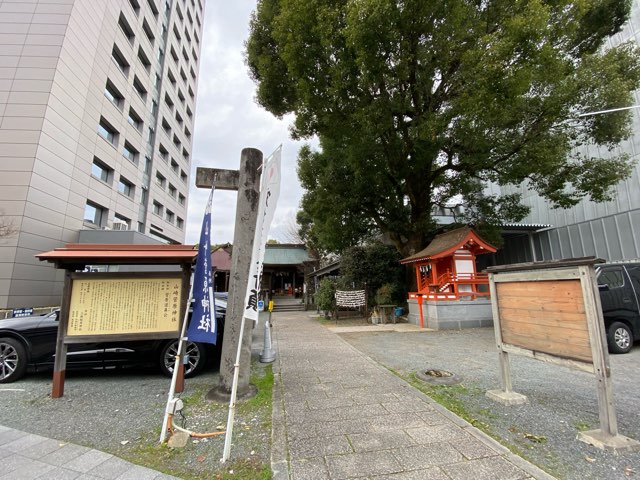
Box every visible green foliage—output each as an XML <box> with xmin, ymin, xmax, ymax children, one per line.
<box><xmin>315</xmin><ymin>278</ymin><xmax>336</xmax><ymax>313</ymax></box>
<box><xmin>340</xmin><ymin>242</ymin><xmax>406</xmax><ymax>304</ymax></box>
<box><xmin>248</xmin><ymin>0</ymin><xmax>640</xmax><ymax>256</ymax></box>
<box><xmin>375</xmin><ymin>284</ymin><xmax>395</xmax><ymax>306</ymax></box>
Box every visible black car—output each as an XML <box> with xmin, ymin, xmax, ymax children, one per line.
<box><xmin>597</xmin><ymin>262</ymin><xmax>640</xmax><ymax>354</ymax></box>
<box><xmin>0</xmin><ymin>300</ymin><xmax>226</xmax><ymax>383</ymax></box>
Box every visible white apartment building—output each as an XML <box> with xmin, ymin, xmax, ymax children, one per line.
<box><xmin>0</xmin><ymin>0</ymin><xmax>205</xmax><ymax>308</ymax></box>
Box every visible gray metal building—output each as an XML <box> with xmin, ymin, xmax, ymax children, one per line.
<box><xmin>494</xmin><ymin>1</ymin><xmax>640</xmax><ymax>264</ymax></box>
<box><xmin>0</xmin><ymin>0</ymin><xmax>205</xmax><ymax>308</ymax></box>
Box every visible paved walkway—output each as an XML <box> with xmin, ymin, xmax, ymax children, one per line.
<box><xmin>0</xmin><ymin>425</ymin><xmax>177</xmax><ymax>480</ymax></box>
<box><xmin>270</xmin><ymin>311</ymin><xmax>555</xmax><ymax>480</ymax></box>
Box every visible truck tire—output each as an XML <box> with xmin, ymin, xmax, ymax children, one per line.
<box><xmin>607</xmin><ymin>322</ymin><xmax>633</xmax><ymax>354</ymax></box>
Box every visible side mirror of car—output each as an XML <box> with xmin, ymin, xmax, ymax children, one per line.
<box><xmin>598</xmin><ymin>284</ymin><xmax>610</xmax><ymax>292</ymax></box>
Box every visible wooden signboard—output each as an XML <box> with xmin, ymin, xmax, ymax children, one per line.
<box><xmin>67</xmin><ymin>275</ymin><xmax>182</xmax><ymax>338</ymax></box>
<box><xmin>52</xmin><ymin>272</ymin><xmax>187</xmax><ymax>398</ymax></box>
<box><xmin>486</xmin><ymin>258</ymin><xmax>639</xmax><ymax>452</ymax></box>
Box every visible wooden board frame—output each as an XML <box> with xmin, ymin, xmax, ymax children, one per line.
<box><xmin>53</xmin><ymin>270</ymin><xmax>191</xmax><ymax>398</ymax></box>
<box><xmin>486</xmin><ymin>260</ymin><xmax>638</xmax><ymax>449</ymax></box>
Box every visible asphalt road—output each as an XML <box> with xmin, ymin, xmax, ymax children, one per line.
<box><xmin>338</xmin><ymin>326</ymin><xmax>640</xmax><ymax>480</ymax></box>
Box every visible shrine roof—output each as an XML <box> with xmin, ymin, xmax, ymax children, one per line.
<box><xmin>263</xmin><ymin>244</ymin><xmax>314</xmax><ymax>265</ymax></box>
<box><xmin>36</xmin><ymin>244</ymin><xmax>197</xmax><ymax>267</ymax></box>
<box><xmin>400</xmin><ymin>226</ymin><xmax>497</xmax><ymax>264</ymax></box>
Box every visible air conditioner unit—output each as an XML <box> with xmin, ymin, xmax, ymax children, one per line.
<box><xmin>112</xmin><ymin>220</ymin><xmax>129</xmax><ymax>231</ymax></box>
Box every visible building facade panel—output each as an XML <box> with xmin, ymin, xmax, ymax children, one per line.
<box><xmin>0</xmin><ymin>0</ymin><xmax>205</xmax><ymax>308</ymax></box>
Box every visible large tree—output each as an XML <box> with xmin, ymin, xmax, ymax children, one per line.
<box><xmin>247</xmin><ymin>0</ymin><xmax>640</xmax><ymax>256</ymax></box>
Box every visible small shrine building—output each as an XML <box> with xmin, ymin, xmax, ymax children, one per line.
<box><xmin>400</xmin><ymin>226</ymin><xmax>497</xmax><ymax>329</ymax></box>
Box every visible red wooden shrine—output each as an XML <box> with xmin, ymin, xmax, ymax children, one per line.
<box><xmin>400</xmin><ymin>226</ymin><xmax>497</xmax><ymax>301</ymax></box>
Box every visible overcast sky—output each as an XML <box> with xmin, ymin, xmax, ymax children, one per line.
<box><xmin>185</xmin><ymin>1</ymin><xmax>313</xmax><ymax>245</ymax></box>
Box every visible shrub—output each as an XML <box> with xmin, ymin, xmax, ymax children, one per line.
<box><xmin>315</xmin><ymin>278</ymin><xmax>336</xmax><ymax>314</ymax></box>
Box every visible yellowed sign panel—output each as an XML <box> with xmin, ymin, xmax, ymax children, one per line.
<box><xmin>68</xmin><ymin>277</ymin><xmax>182</xmax><ymax>336</ymax></box>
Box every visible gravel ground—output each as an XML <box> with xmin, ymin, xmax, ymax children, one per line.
<box><xmin>337</xmin><ymin>325</ymin><xmax>640</xmax><ymax>480</ymax></box>
<box><xmin>0</xmin><ymin>328</ymin><xmax>272</xmax><ymax>480</ymax></box>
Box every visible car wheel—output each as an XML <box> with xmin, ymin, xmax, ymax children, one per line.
<box><xmin>607</xmin><ymin>322</ymin><xmax>633</xmax><ymax>354</ymax></box>
<box><xmin>159</xmin><ymin>340</ymin><xmax>207</xmax><ymax>378</ymax></box>
<box><xmin>0</xmin><ymin>337</ymin><xmax>27</xmax><ymax>383</ymax></box>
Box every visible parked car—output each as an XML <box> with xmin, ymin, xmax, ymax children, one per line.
<box><xmin>597</xmin><ymin>262</ymin><xmax>640</xmax><ymax>354</ymax></box>
<box><xmin>0</xmin><ymin>298</ymin><xmax>226</xmax><ymax>383</ymax></box>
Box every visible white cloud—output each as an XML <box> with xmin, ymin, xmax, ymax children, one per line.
<box><xmin>186</xmin><ymin>1</ymin><xmax>314</xmax><ymax>245</ymax></box>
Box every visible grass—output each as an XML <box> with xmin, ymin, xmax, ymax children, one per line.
<box><xmin>113</xmin><ymin>363</ymin><xmax>274</xmax><ymax>480</ymax></box>
<box><xmin>384</xmin><ymin>367</ymin><xmax>564</xmax><ymax>478</ymax></box>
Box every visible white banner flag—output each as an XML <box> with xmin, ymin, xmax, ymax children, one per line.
<box><xmin>244</xmin><ymin>145</ymin><xmax>281</xmax><ymax>321</ymax></box>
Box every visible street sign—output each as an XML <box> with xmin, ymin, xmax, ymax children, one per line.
<box><xmin>258</xmin><ymin>300</ymin><xmax>265</xmax><ymax>312</ymax></box>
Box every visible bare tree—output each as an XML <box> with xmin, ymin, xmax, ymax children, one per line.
<box><xmin>0</xmin><ymin>211</ymin><xmax>17</xmax><ymax>239</ymax></box>
<box><xmin>281</xmin><ymin>214</ymin><xmax>304</xmax><ymax>244</ymax></box>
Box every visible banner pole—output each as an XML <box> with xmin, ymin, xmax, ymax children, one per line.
<box><xmin>160</xmin><ymin>281</ymin><xmax>193</xmax><ymax>443</ymax></box>
<box><xmin>221</xmin><ymin>314</ymin><xmax>247</xmax><ymax>462</ymax></box>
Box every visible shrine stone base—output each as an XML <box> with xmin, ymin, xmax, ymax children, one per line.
<box><xmin>407</xmin><ymin>298</ymin><xmax>493</xmax><ymax>330</ymax></box>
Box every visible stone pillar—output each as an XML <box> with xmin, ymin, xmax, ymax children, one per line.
<box><xmin>208</xmin><ymin>148</ymin><xmax>262</xmax><ymax>401</ymax></box>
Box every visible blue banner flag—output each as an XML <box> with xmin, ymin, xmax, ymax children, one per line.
<box><xmin>187</xmin><ymin>186</ymin><xmax>217</xmax><ymax>344</ymax></box>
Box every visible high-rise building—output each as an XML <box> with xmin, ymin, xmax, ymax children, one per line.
<box><xmin>0</xmin><ymin>0</ymin><xmax>205</xmax><ymax>308</ymax></box>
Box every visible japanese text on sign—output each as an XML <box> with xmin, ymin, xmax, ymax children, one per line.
<box><xmin>67</xmin><ymin>277</ymin><xmax>182</xmax><ymax>336</ymax></box>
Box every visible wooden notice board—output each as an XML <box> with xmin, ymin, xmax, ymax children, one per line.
<box><xmin>67</xmin><ymin>275</ymin><xmax>182</xmax><ymax>337</ymax></box>
<box><xmin>485</xmin><ymin>258</ymin><xmax>640</xmax><ymax>451</ymax></box>
<box><xmin>496</xmin><ymin>279</ymin><xmax>592</xmax><ymax>363</ymax></box>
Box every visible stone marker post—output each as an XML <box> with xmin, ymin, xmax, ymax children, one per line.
<box><xmin>195</xmin><ymin>147</ymin><xmax>262</xmax><ymax>401</ymax></box>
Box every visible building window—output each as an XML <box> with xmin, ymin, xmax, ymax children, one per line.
<box><xmin>178</xmin><ymin>193</ymin><xmax>185</xmax><ymax>205</ymax></box>
<box><xmin>161</xmin><ymin>117</ymin><xmax>171</xmax><ymax>134</ymax></box>
<box><xmin>114</xmin><ymin>214</ymin><xmax>131</xmax><ymax>229</ymax></box>
<box><xmin>118</xmin><ymin>13</ymin><xmax>135</xmax><ymax>44</ymax></box>
<box><xmin>122</xmin><ymin>141</ymin><xmax>138</xmax><ymax>163</ymax></box>
<box><xmin>117</xmin><ymin>176</ymin><xmax>134</xmax><ymax>197</ymax></box>
<box><xmin>166</xmin><ymin>209</ymin><xmax>174</xmax><ymax>223</ymax></box>
<box><xmin>97</xmin><ymin>118</ymin><xmax>118</xmax><ymax>145</ymax></box>
<box><xmin>186</xmin><ymin>105</ymin><xmax>193</xmax><ymax>119</ymax></box>
<box><xmin>168</xmin><ymin>183</ymin><xmax>177</xmax><ymax>197</ymax></box>
<box><xmin>153</xmin><ymin>200</ymin><xmax>163</xmax><ymax>216</ymax></box>
<box><xmin>182</xmin><ymin>147</ymin><xmax>189</xmax><ymax>161</ymax></box>
<box><xmin>184</xmin><ymin>127</ymin><xmax>191</xmax><ymax>140</ymax></box>
<box><xmin>177</xmin><ymin>217</ymin><xmax>184</xmax><ymax>229</ymax></box>
<box><xmin>129</xmin><ymin>0</ymin><xmax>140</xmax><ymax>15</ymax></box>
<box><xmin>172</xmin><ymin>134</ymin><xmax>181</xmax><ymax>149</ymax></box>
<box><xmin>142</xmin><ymin>18</ymin><xmax>155</xmax><ymax>44</ymax></box>
<box><xmin>171</xmin><ymin>159</ymin><xmax>179</xmax><ymax>173</ymax></box>
<box><xmin>138</xmin><ymin>46</ymin><xmax>152</xmax><ymax>73</ymax></box>
<box><xmin>167</xmin><ymin>69</ymin><xmax>177</xmax><ymax>87</ymax></box>
<box><xmin>141</xmin><ymin>187</ymin><xmax>148</xmax><ymax>204</ymax></box>
<box><xmin>175</xmin><ymin>111</ymin><xmax>183</xmax><ymax>125</ymax></box>
<box><xmin>133</xmin><ymin>75</ymin><xmax>147</xmax><ymax>101</ymax></box>
<box><xmin>164</xmin><ymin>93</ymin><xmax>174</xmax><ymax>110</ymax></box>
<box><xmin>170</xmin><ymin>46</ymin><xmax>179</xmax><ymax>63</ymax></box>
<box><xmin>147</xmin><ymin>126</ymin><xmax>155</xmax><ymax>144</ymax></box>
<box><xmin>177</xmin><ymin>89</ymin><xmax>185</xmax><ymax>105</ymax></box>
<box><xmin>111</xmin><ymin>45</ymin><xmax>129</xmax><ymax>75</ymax></box>
<box><xmin>144</xmin><ymin>156</ymin><xmax>152</xmax><ymax>174</ymax></box>
<box><xmin>128</xmin><ymin>108</ymin><xmax>143</xmax><ymax>131</ymax></box>
<box><xmin>155</xmin><ymin>171</ymin><xmax>166</xmax><ymax>188</ymax></box>
<box><xmin>180</xmin><ymin>170</ymin><xmax>187</xmax><ymax>183</ymax></box>
<box><xmin>147</xmin><ymin>0</ymin><xmax>159</xmax><ymax>18</ymax></box>
<box><xmin>159</xmin><ymin>144</ymin><xmax>169</xmax><ymax>161</ymax></box>
<box><xmin>91</xmin><ymin>158</ymin><xmax>112</xmax><ymax>183</ymax></box>
<box><xmin>84</xmin><ymin>201</ymin><xmax>106</xmax><ymax>226</ymax></box>
<box><xmin>104</xmin><ymin>80</ymin><xmax>123</xmax><ymax>108</ymax></box>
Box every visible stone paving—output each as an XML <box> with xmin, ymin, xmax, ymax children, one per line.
<box><xmin>0</xmin><ymin>425</ymin><xmax>177</xmax><ymax>480</ymax></box>
<box><xmin>270</xmin><ymin>311</ymin><xmax>556</xmax><ymax>480</ymax></box>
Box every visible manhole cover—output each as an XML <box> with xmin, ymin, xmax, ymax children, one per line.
<box><xmin>416</xmin><ymin>368</ymin><xmax>462</xmax><ymax>385</ymax></box>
